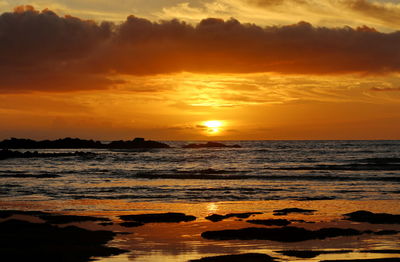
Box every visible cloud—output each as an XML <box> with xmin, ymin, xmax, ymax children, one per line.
<box><xmin>247</xmin><ymin>0</ymin><xmax>307</xmax><ymax>6</ymax></box>
<box><xmin>342</xmin><ymin>0</ymin><xmax>400</xmax><ymax>27</ymax></box>
<box><xmin>240</xmin><ymin>0</ymin><xmax>400</xmax><ymax>29</ymax></box>
<box><xmin>2</xmin><ymin>6</ymin><xmax>400</xmax><ymax>92</ymax></box>
<box><xmin>0</xmin><ymin>5</ymin><xmax>117</xmax><ymax>92</ymax></box>
<box><xmin>370</xmin><ymin>87</ymin><xmax>400</xmax><ymax>92</ymax></box>
<box><xmin>97</xmin><ymin>16</ymin><xmax>400</xmax><ymax>76</ymax></box>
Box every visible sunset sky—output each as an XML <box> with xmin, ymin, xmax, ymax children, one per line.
<box><xmin>1</xmin><ymin>0</ymin><xmax>400</xmax><ymax>140</ymax></box>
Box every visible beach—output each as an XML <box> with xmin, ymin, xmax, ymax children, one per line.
<box><xmin>1</xmin><ymin>199</ymin><xmax>400</xmax><ymax>261</ymax></box>
<box><xmin>1</xmin><ymin>140</ymin><xmax>400</xmax><ymax>261</ymax></box>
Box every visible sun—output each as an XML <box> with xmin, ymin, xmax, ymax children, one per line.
<box><xmin>203</xmin><ymin>120</ymin><xmax>223</xmax><ymax>135</ymax></box>
<box><xmin>204</xmin><ymin>120</ymin><xmax>222</xmax><ymax>128</ymax></box>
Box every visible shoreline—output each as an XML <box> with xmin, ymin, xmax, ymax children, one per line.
<box><xmin>1</xmin><ymin>199</ymin><xmax>400</xmax><ymax>261</ymax></box>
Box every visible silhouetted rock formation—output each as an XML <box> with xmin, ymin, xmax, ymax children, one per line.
<box><xmin>107</xmin><ymin>137</ymin><xmax>170</xmax><ymax>149</ymax></box>
<box><xmin>183</xmin><ymin>142</ymin><xmax>241</xmax><ymax>148</ymax></box>
<box><xmin>189</xmin><ymin>253</ymin><xmax>276</xmax><ymax>262</ymax></box>
<box><xmin>373</xmin><ymin>230</ymin><xmax>399</xmax><ymax>235</ymax></box>
<box><xmin>206</xmin><ymin>212</ymin><xmax>262</xmax><ymax>222</ymax></box>
<box><xmin>39</xmin><ymin>214</ymin><xmax>111</xmax><ymax>225</ymax></box>
<box><xmin>343</xmin><ymin>210</ymin><xmax>400</xmax><ymax>224</ymax></box>
<box><xmin>0</xmin><ymin>219</ymin><xmax>126</xmax><ymax>262</ymax></box>
<box><xmin>0</xmin><ymin>210</ymin><xmax>111</xmax><ymax>224</ymax></box>
<box><xmin>201</xmin><ymin>226</ymin><xmax>365</xmax><ymax>242</ymax></box>
<box><xmin>273</xmin><ymin>208</ymin><xmax>316</xmax><ymax>216</ymax></box>
<box><xmin>0</xmin><ymin>137</ymin><xmax>102</xmax><ymax>149</ymax></box>
<box><xmin>119</xmin><ymin>212</ymin><xmax>196</xmax><ymax>223</ymax></box>
<box><xmin>119</xmin><ymin>222</ymin><xmax>144</xmax><ymax>228</ymax></box>
<box><xmin>0</xmin><ymin>149</ymin><xmax>95</xmax><ymax>160</ymax></box>
<box><xmin>99</xmin><ymin>222</ymin><xmax>114</xmax><ymax>226</ymax></box>
<box><xmin>247</xmin><ymin>219</ymin><xmax>291</xmax><ymax>226</ymax></box>
<box><xmin>0</xmin><ymin>210</ymin><xmax>48</xmax><ymax>219</ymax></box>
<box><xmin>0</xmin><ymin>137</ymin><xmax>170</xmax><ymax>149</ymax></box>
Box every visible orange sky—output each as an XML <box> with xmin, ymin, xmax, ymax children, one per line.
<box><xmin>1</xmin><ymin>2</ymin><xmax>400</xmax><ymax>140</ymax></box>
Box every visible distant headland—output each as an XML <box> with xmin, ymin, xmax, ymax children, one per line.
<box><xmin>0</xmin><ymin>137</ymin><xmax>242</xmax><ymax>150</ymax></box>
<box><xmin>0</xmin><ymin>137</ymin><xmax>170</xmax><ymax>149</ymax></box>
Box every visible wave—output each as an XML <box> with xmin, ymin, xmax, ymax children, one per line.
<box><xmin>133</xmin><ymin>172</ymin><xmax>400</xmax><ymax>182</ymax></box>
<box><xmin>272</xmin><ymin>158</ymin><xmax>400</xmax><ymax>171</ymax></box>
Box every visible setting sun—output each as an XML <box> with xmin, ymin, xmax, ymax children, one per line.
<box><xmin>203</xmin><ymin>120</ymin><xmax>223</xmax><ymax>135</ymax></box>
<box><xmin>204</xmin><ymin>121</ymin><xmax>222</xmax><ymax>128</ymax></box>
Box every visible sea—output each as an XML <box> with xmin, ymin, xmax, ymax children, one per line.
<box><xmin>1</xmin><ymin>140</ymin><xmax>400</xmax><ymax>208</ymax></box>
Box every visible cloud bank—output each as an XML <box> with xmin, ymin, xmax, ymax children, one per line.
<box><xmin>1</xmin><ymin>5</ymin><xmax>400</xmax><ymax>92</ymax></box>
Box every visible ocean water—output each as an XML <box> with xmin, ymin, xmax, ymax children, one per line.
<box><xmin>1</xmin><ymin>140</ymin><xmax>400</xmax><ymax>208</ymax></box>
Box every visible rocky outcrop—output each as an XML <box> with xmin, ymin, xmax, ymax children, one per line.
<box><xmin>0</xmin><ymin>219</ymin><xmax>126</xmax><ymax>262</ymax></box>
<box><xmin>107</xmin><ymin>138</ymin><xmax>170</xmax><ymax>149</ymax></box>
<box><xmin>0</xmin><ymin>137</ymin><xmax>170</xmax><ymax>149</ymax></box>
<box><xmin>0</xmin><ymin>149</ymin><xmax>95</xmax><ymax>160</ymax></box>
<box><xmin>343</xmin><ymin>210</ymin><xmax>400</xmax><ymax>224</ymax></box>
<box><xmin>119</xmin><ymin>212</ymin><xmax>196</xmax><ymax>223</ymax></box>
<box><xmin>205</xmin><ymin>212</ymin><xmax>262</xmax><ymax>222</ymax></box>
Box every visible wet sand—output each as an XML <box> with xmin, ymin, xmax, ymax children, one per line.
<box><xmin>1</xmin><ymin>199</ymin><xmax>400</xmax><ymax>261</ymax></box>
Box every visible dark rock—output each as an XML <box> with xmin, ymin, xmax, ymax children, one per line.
<box><xmin>119</xmin><ymin>222</ymin><xmax>144</xmax><ymax>227</ymax></box>
<box><xmin>108</xmin><ymin>138</ymin><xmax>170</xmax><ymax>149</ymax></box>
<box><xmin>273</xmin><ymin>208</ymin><xmax>316</xmax><ymax>216</ymax></box>
<box><xmin>0</xmin><ymin>149</ymin><xmax>96</xmax><ymax>160</ymax></box>
<box><xmin>344</xmin><ymin>210</ymin><xmax>400</xmax><ymax>224</ymax></box>
<box><xmin>0</xmin><ymin>137</ymin><xmax>102</xmax><ymax>149</ymax></box>
<box><xmin>0</xmin><ymin>219</ymin><xmax>126</xmax><ymax>262</ymax></box>
<box><xmin>373</xmin><ymin>230</ymin><xmax>399</xmax><ymax>235</ymax></box>
<box><xmin>0</xmin><ymin>137</ymin><xmax>170</xmax><ymax>150</ymax></box>
<box><xmin>0</xmin><ymin>210</ymin><xmax>111</xmax><ymax>225</ymax></box>
<box><xmin>99</xmin><ymin>222</ymin><xmax>114</xmax><ymax>226</ymax></box>
<box><xmin>275</xmin><ymin>250</ymin><xmax>353</xmax><ymax>259</ymax></box>
<box><xmin>39</xmin><ymin>214</ymin><xmax>111</xmax><ymax>224</ymax></box>
<box><xmin>201</xmin><ymin>226</ymin><xmax>364</xmax><ymax>242</ymax></box>
<box><xmin>206</xmin><ymin>212</ymin><xmax>262</xmax><ymax>222</ymax></box>
<box><xmin>205</xmin><ymin>214</ymin><xmax>226</xmax><ymax>222</ymax></box>
<box><xmin>183</xmin><ymin>142</ymin><xmax>241</xmax><ymax>149</ymax></box>
<box><xmin>119</xmin><ymin>212</ymin><xmax>196</xmax><ymax>223</ymax></box>
<box><xmin>247</xmin><ymin>219</ymin><xmax>291</xmax><ymax>226</ymax></box>
<box><xmin>0</xmin><ymin>210</ymin><xmax>49</xmax><ymax>218</ymax></box>
<box><xmin>189</xmin><ymin>253</ymin><xmax>276</xmax><ymax>262</ymax></box>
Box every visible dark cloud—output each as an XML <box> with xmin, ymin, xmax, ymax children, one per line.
<box><xmin>1</xmin><ymin>6</ymin><xmax>400</xmax><ymax>92</ymax></box>
<box><xmin>0</xmin><ymin>5</ymin><xmax>115</xmax><ymax>92</ymax></box>
<box><xmin>103</xmin><ymin>17</ymin><xmax>400</xmax><ymax>76</ymax></box>
<box><xmin>0</xmin><ymin>5</ymin><xmax>111</xmax><ymax>67</ymax></box>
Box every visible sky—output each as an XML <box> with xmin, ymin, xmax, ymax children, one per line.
<box><xmin>1</xmin><ymin>0</ymin><xmax>400</xmax><ymax>140</ymax></box>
